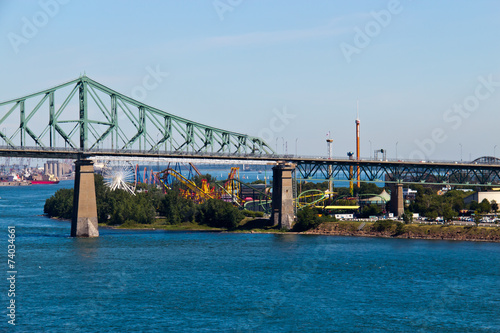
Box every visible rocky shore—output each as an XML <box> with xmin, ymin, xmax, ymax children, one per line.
<box><xmin>305</xmin><ymin>221</ymin><xmax>500</xmax><ymax>242</ymax></box>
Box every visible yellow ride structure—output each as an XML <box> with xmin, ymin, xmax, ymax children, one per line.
<box><xmin>158</xmin><ymin>166</ymin><xmax>243</xmax><ymax>205</ymax></box>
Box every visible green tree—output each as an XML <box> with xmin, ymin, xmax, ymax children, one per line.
<box><xmin>408</xmin><ymin>188</ymin><xmax>466</xmax><ymax>220</ymax></box>
<box><xmin>198</xmin><ymin>199</ymin><xmax>243</xmax><ymax>229</ymax></box>
<box><xmin>474</xmin><ymin>211</ymin><xmax>481</xmax><ymax>225</ymax></box>
<box><xmin>359</xmin><ymin>204</ymin><xmax>382</xmax><ymax>218</ymax></box>
<box><xmin>158</xmin><ymin>191</ymin><xmax>182</xmax><ymax>224</ymax></box>
<box><xmin>491</xmin><ymin>200</ymin><xmax>498</xmax><ymax>213</ymax></box>
<box><xmin>479</xmin><ymin>199</ymin><xmax>491</xmax><ymax>213</ymax></box>
<box><xmin>469</xmin><ymin>200</ymin><xmax>479</xmax><ymax>211</ymax></box>
<box><xmin>426</xmin><ymin>210</ymin><xmax>438</xmax><ymax>220</ymax></box>
<box><xmin>293</xmin><ymin>207</ymin><xmax>322</xmax><ymax>232</ymax></box>
<box><xmin>44</xmin><ymin>188</ymin><xmax>74</xmax><ymax>219</ymax></box>
<box><xmin>192</xmin><ymin>174</ymin><xmax>216</xmax><ymax>188</ymax></box>
<box><xmin>403</xmin><ymin>211</ymin><xmax>413</xmax><ymax>224</ymax></box>
<box><xmin>356</xmin><ymin>182</ymin><xmax>383</xmax><ymax>196</ymax></box>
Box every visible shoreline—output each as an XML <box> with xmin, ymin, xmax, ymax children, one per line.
<box><xmin>49</xmin><ymin>217</ymin><xmax>500</xmax><ymax>242</ymax></box>
<box><xmin>305</xmin><ymin>221</ymin><xmax>500</xmax><ymax>243</ymax></box>
<box><xmin>304</xmin><ymin>229</ymin><xmax>500</xmax><ymax>242</ymax></box>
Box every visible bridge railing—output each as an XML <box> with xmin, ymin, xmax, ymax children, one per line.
<box><xmin>2</xmin><ymin>144</ymin><xmax>500</xmax><ymax>167</ymax></box>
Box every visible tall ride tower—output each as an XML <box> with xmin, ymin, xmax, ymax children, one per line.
<box><xmin>355</xmin><ymin>102</ymin><xmax>360</xmax><ymax>188</ymax></box>
<box><xmin>326</xmin><ymin>132</ymin><xmax>333</xmax><ymax>195</ymax></box>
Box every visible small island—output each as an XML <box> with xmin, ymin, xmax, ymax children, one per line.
<box><xmin>44</xmin><ymin>174</ymin><xmax>500</xmax><ymax>242</ymax></box>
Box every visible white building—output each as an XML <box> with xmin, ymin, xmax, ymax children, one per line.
<box><xmin>403</xmin><ymin>188</ymin><xmax>417</xmax><ymax>200</ymax></box>
<box><xmin>464</xmin><ymin>191</ymin><xmax>500</xmax><ymax>205</ymax></box>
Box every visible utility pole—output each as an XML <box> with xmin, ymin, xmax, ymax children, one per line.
<box><xmin>326</xmin><ymin>132</ymin><xmax>333</xmax><ymax>195</ymax></box>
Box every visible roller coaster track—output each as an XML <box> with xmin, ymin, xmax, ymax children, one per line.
<box><xmin>296</xmin><ymin>189</ymin><xmax>329</xmax><ymax>209</ymax></box>
<box><xmin>159</xmin><ymin>168</ymin><xmax>214</xmax><ymax>202</ymax></box>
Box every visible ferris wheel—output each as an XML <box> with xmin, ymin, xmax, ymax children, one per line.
<box><xmin>102</xmin><ymin>162</ymin><xmax>137</xmax><ymax>195</ymax></box>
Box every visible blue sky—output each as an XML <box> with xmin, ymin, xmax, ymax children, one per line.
<box><xmin>1</xmin><ymin>0</ymin><xmax>499</xmax><ymax>161</ymax></box>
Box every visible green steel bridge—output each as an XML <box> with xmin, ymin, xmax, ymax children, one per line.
<box><xmin>1</xmin><ymin>75</ymin><xmax>500</xmax><ymax>187</ymax></box>
<box><xmin>0</xmin><ymin>75</ymin><xmax>273</xmax><ymax>155</ymax></box>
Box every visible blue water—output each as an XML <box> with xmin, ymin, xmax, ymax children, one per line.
<box><xmin>0</xmin><ymin>181</ymin><xmax>499</xmax><ymax>332</ymax></box>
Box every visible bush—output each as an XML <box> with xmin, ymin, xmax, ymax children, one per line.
<box><xmin>372</xmin><ymin>220</ymin><xmax>395</xmax><ymax>232</ymax></box>
<box><xmin>105</xmin><ymin>190</ymin><xmax>156</xmax><ymax>225</ymax></box>
<box><xmin>293</xmin><ymin>207</ymin><xmax>322</xmax><ymax>232</ymax></box>
<box><xmin>359</xmin><ymin>204</ymin><xmax>382</xmax><ymax>218</ymax></box>
<box><xmin>44</xmin><ymin>188</ymin><xmax>74</xmax><ymax>219</ymax></box>
<box><xmin>242</xmin><ymin>210</ymin><xmax>265</xmax><ymax>218</ymax></box>
<box><xmin>45</xmin><ymin>175</ymin><xmax>157</xmax><ymax>225</ymax></box>
<box><xmin>372</xmin><ymin>220</ymin><xmax>405</xmax><ymax>235</ymax></box>
<box><xmin>198</xmin><ymin>199</ymin><xmax>244</xmax><ymax>230</ymax></box>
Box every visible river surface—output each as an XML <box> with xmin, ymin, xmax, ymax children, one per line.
<box><xmin>0</xmin><ymin>181</ymin><xmax>498</xmax><ymax>332</ymax></box>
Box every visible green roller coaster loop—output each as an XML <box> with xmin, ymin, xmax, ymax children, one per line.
<box><xmin>296</xmin><ymin>189</ymin><xmax>329</xmax><ymax>209</ymax></box>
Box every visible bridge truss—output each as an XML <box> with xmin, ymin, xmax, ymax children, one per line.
<box><xmin>0</xmin><ymin>76</ymin><xmax>274</xmax><ymax>155</ymax></box>
<box><xmin>294</xmin><ymin>158</ymin><xmax>500</xmax><ymax>187</ymax></box>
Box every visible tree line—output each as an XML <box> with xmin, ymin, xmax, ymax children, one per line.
<box><xmin>44</xmin><ymin>174</ymin><xmax>246</xmax><ymax>229</ymax></box>
<box><xmin>408</xmin><ymin>185</ymin><xmax>498</xmax><ymax>220</ymax></box>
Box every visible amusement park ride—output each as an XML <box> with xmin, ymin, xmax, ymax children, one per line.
<box><xmin>101</xmin><ymin>161</ymin><xmax>362</xmax><ymax>214</ymax></box>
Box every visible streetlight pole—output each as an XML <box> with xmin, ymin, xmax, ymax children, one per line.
<box><xmin>275</xmin><ymin>137</ymin><xmax>278</xmax><ymax>153</ymax></box>
<box><xmin>369</xmin><ymin>140</ymin><xmax>372</xmax><ymax>159</ymax></box>
<box><xmin>156</xmin><ymin>133</ymin><xmax>161</xmax><ymax>174</ymax></box>
<box><xmin>396</xmin><ymin>141</ymin><xmax>399</xmax><ymax>160</ymax></box>
<box><xmin>295</xmin><ymin>138</ymin><xmax>298</xmax><ymax>156</ymax></box>
<box><xmin>494</xmin><ymin>145</ymin><xmax>497</xmax><ymax>159</ymax></box>
<box><xmin>281</xmin><ymin>137</ymin><xmax>284</xmax><ymax>154</ymax></box>
<box><xmin>459</xmin><ymin>143</ymin><xmax>462</xmax><ymax>162</ymax></box>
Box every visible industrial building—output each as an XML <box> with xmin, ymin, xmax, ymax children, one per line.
<box><xmin>43</xmin><ymin>160</ymin><xmax>73</xmax><ymax>178</ymax></box>
<box><xmin>464</xmin><ymin>191</ymin><xmax>500</xmax><ymax>205</ymax></box>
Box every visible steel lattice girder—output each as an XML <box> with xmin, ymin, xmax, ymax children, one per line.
<box><xmin>0</xmin><ymin>76</ymin><xmax>274</xmax><ymax>155</ymax></box>
<box><xmin>294</xmin><ymin>160</ymin><xmax>500</xmax><ymax>186</ymax></box>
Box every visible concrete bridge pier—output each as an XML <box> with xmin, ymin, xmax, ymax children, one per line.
<box><xmin>71</xmin><ymin>159</ymin><xmax>99</xmax><ymax>237</ymax></box>
<box><xmin>271</xmin><ymin>162</ymin><xmax>296</xmax><ymax>230</ymax></box>
<box><xmin>389</xmin><ymin>183</ymin><xmax>404</xmax><ymax>217</ymax></box>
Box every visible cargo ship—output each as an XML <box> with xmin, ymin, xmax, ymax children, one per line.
<box><xmin>0</xmin><ymin>173</ymin><xmax>31</xmax><ymax>186</ymax></box>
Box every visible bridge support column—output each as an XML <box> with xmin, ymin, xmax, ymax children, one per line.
<box><xmin>271</xmin><ymin>162</ymin><xmax>295</xmax><ymax>230</ymax></box>
<box><xmin>71</xmin><ymin>159</ymin><xmax>99</xmax><ymax>237</ymax></box>
<box><xmin>389</xmin><ymin>183</ymin><xmax>404</xmax><ymax>217</ymax></box>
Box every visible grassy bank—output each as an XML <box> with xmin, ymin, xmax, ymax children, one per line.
<box><xmin>99</xmin><ymin>221</ymin><xmax>222</xmax><ymax>231</ymax></box>
<box><xmin>99</xmin><ymin>217</ymin><xmax>282</xmax><ymax>233</ymax></box>
<box><xmin>99</xmin><ymin>218</ymin><xmax>500</xmax><ymax>241</ymax></box>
